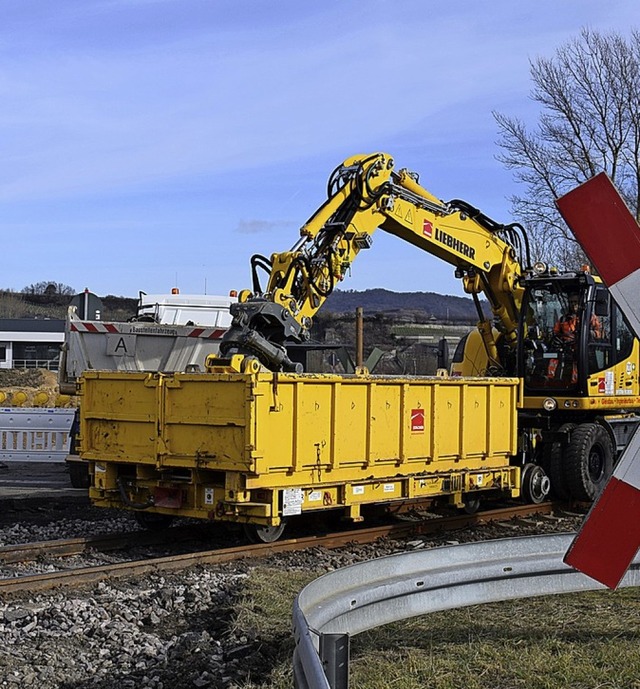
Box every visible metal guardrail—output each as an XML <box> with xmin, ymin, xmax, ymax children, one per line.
<box><xmin>0</xmin><ymin>408</ymin><xmax>75</xmax><ymax>462</ymax></box>
<box><xmin>292</xmin><ymin>533</ymin><xmax>640</xmax><ymax>689</ymax></box>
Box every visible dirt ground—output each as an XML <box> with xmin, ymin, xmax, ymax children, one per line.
<box><xmin>0</xmin><ymin>369</ymin><xmax>75</xmax><ymax>407</ymax></box>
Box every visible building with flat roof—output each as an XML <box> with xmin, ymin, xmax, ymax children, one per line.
<box><xmin>0</xmin><ymin>319</ymin><xmax>65</xmax><ymax>370</ymax></box>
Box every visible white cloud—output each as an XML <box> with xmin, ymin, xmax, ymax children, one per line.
<box><xmin>236</xmin><ymin>219</ymin><xmax>292</xmax><ymax>235</ymax></box>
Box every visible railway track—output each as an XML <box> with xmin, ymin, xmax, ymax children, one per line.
<box><xmin>0</xmin><ymin>501</ymin><xmax>581</xmax><ymax>593</ymax></box>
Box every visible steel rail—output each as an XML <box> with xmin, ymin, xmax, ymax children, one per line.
<box><xmin>0</xmin><ymin>522</ymin><xmax>225</xmax><ymax>564</ymax></box>
<box><xmin>0</xmin><ymin>502</ymin><xmax>561</xmax><ymax>593</ymax></box>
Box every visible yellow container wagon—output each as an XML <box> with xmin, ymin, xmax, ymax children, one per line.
<box><xmin>80</xmin><ymin>370</ymin><xmax>521</xmax><ymax>540</ymax></box>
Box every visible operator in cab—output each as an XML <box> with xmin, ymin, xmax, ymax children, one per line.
<box><xmin>554</xmin><ymin>293</ymin><xmax>602</xmax><ymax>343</ymax></box>
<box><xmin>548</xmin><ymin>292</ymin><xmax>602</xmax><ymax>386</ymax></box>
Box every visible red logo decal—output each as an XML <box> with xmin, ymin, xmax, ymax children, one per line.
<box><xmin>411</xmin><ymin>408</ymin><xmax>425</xmax><ymax>432</ymax></box>
<box><xmin>423</xmin><ymin>220</ymin><xmax>433</xmax><ymax>238</ymax></box>
<box><xmin>598</xmin><ymin>377</ymin><xmax>606</xmax><ymax>394</ymax></box>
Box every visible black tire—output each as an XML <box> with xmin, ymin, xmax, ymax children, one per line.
<box><xmin>542</xmin><ymin>423</ymin><xmax>576</xmax><ymax>500</ymax></box>
<box><xmin>68</xmin><ymin>460</ymin><xmax>90</xmax><ymax>489</ymax></box>
<box><xmin>521</xmin><ymin>463</ymin><xmax>551</xmax><ymax>504</ymax></box>
<box><xmin>134</xmin><ymin>512</ymin><xmax>174</xmax><ymax>530</ymax></box>
<box><xmin>564</xmin><ymin>423</ymin><xmax>614</xmax><ymax>501</ymax></box>
<box><xmin>243</xmin><ymin>522</ymin><xmax>286</xmax><ymax>543</ymax></box>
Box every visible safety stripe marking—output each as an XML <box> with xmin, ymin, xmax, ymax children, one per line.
<box><xmin>556</xmin><ymin>172</ymin><xmax>640</xmax><ymax>285</ymax></box>
<box><xmin>564</xmin><ymin>475</ymin><xmax>640</xmax><ymax>589</ymax></box>
<box><xmin>70</xmin><ymin>324</ymin><xmax>226</xmax><ymax>338</ymax></box>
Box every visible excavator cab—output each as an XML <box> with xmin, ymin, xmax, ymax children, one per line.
<box><xmin>520</xmin><ymin>280</ymin><xmax>587</xmax><ymax>392</ymax></box>
<box><xmin>518</xmin><ymin>269</ymin><xmax>640</xmax><ymax>502</ymax></box>
<box><xmin>519</xmin><ymin>271</ymin><xmax>636</xmax><ymax>399</ymax></box>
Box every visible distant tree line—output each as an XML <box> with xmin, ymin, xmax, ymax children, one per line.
<box><xmin>324</xmin><ymin>288</ymin><xmax>483</xmax><ymax>323</ymax></box>
<box><xmin>21</xmin><ymin>281</ymin><xmax>76</xmax><ymax>296</ymax></box>
<box><xmin>0</xmin><ymin>287</ymin><xmax>137</xmax><ymax>321</ymax></box>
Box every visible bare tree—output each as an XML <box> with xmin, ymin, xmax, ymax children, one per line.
<box><xmin>22</xmin><ymin>281</ymin><xmax>75</xmax><ymax>296</ymax></box>
<box><xmin>495</xmin><ymin>28</ymin><xmax>640</xmax><ymax>268</ymax></box>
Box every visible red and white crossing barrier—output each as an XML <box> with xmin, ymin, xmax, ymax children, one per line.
<box><xmin>563</xmin><ymin>434</ymin><xmax>640</xmax><ymax>589</ymax></box>
<box><xmin>557</xmin><ymin>172</ymin><xmax>640</xmax><ymax>588</ymax></box>
<box><xmin>556</xmin><ymin>172</ymin><xmax>640</xmax><ymax>336</ymax></box>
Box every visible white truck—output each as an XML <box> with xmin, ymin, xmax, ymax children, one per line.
<box><xmin>60</xmin><ymin>292</ymin><xmax>234</xmax><ymax>486</ymax></box>
<box><xmin>135</xmin><ymin>291</ymin><xmax>234</xmax><ymax>327</ymax></box>
<box><xmin>59</xmin><ymin>292</ymin><xmax>234</xmax><ymax>395</ymax></box>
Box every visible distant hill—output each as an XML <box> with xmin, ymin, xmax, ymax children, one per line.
<box><xmin>324</xmin><ymin>288</ymin><xmax>485</xmax><ymax>323</ymax></box>
<box><xmin>0</xmin><ymin>287</ymin><xmax>485</xmax><ymax>325</ymax></box>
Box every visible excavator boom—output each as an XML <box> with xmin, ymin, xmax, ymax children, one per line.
<box><xmin>218</xmin><ymin>153</ymin><xmax>530</xmax><ymax>373</ymax></box>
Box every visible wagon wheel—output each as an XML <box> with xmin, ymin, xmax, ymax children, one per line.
<box><xmin>461</xmin><ymin>496</ymin><xmax>481</xmax><ymax>514</ymax></box>
<box><xmin>521</xmin><ymin>463</ymin><xmax>550</xmax><ymax>504</ymax></box>
<box><xmin>243</xmin><ymin>521</ymin><xmax>287</xmax><ymax>544</ymax></box>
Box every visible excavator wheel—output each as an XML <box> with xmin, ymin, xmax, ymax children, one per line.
<box><xmin>564</xmin><ymin>422</ymin><xmax>614</xmax><ymax>501</ymax></box>
<box><xmin>542</xmin><ymin>423</ymin><xmax>575</xmax><ymax>500</ymax></box>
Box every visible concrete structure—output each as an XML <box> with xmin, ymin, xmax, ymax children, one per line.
<box><xmin>0</xmin><ymin>319</ymin><xmax>65</xmax><ymax>370</ymax></box>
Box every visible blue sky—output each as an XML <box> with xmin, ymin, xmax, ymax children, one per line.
<box><xmin>2</xmin><ymin>1</ymin><xmax>638</xmax><ymax>299</ymax></box>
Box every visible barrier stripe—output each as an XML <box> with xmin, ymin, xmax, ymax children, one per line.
<box><xmin>70</xmin><ymin>323</ymin><xmax>226</xmax><ymax>339</ymax></box>
<box><xmin>556</xmin><ymin>172</ymin><xmax>640</xmax><ymax>285</ymax></box>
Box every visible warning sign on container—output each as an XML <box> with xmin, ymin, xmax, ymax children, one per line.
<box><xmin>411</xmin><ymin>408</ymin><xmax>425</xmax><ymax>432</ymax></box>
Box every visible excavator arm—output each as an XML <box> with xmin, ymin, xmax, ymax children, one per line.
<box><xmin>218</xmin><ymin>153</ymin><xmax>529</xmax><ymax>373</ymax></box>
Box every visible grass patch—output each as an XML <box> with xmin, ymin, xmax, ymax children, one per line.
<box><xmin>350</xmin><ymin>590</ymin><xmax>640</xmax><ymax>689</ymax></box>
<box><xmin>232</xmin><ymin>567</ymin><xmax>320</xmax><ymax>689</ymax></box>
<box><xmin>233</xmin><ymin>567</ymin><xmax>640</xmax><ymax>689</ymax></box>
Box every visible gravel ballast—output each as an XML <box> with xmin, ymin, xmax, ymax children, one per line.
<box><xmin>0</xmin><ymin>508</ymin><xmax>587</xmax><ymax>688</ymax></box>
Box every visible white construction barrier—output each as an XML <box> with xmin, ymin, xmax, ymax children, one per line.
<box><xmin>0</xmin><ymin>408</ymin><xmax>76</xmax><ymax>462</ymax></box>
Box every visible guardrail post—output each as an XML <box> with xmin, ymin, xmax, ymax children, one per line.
<box><xmin>319</xmin><ymin>633</ymin><xmax>349</xmax><ymax>689</ymax></box>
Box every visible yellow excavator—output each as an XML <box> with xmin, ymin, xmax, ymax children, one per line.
<box><xmin>213</xmin><ymin>153</ymin><xmax>640</xmax><ymax>504</ymax></box>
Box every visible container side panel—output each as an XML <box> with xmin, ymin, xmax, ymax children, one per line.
<box><xmin>255</xmin><ymin>381</ymin><xmax>295</xmax><ymax>473</ymax></box>
<box><xmin>461</xmin><ymin>384</ymin><xmax>486</xmax><ymax>460</ymax></box>
<box><xmin>294</xmin><ymin>382</ymin><xmax>335</xmax><ymax>469</ymax></box>
<box><xmin>81</xmin><ymin>373</ymin><xmax>158</xmax><ymax>462</ymax></box>
<box><xmin>334</xmin><ymin>383</ymin><xmax>368</xmax><ymax>466</ymax></box>
<box><xmin>432</xmin><ymin>384</ymin><xmax>462</xmax><ymax>459</ymax></box>
<box><xmin>163</xmin><ymin>377</ymin><xmax>250</xmax><ymax>470</ymax></box>
<box><xmin>86</xmin><ymin>419</ymin><xmax>157</xmax><ymax>462</ymax></box>
<box><xmin>83</xmin><ymin>374</ymin><xmax>157</xmax><ymax>420</ymax></box>
<box><xmin>369</xmin><ymin>384</ymin><xmax>401</xmax><ymax>463</ymax></box>
<box><xmin>402</xmin><ymin>384</ymin><xmax>433</xmax><ymax>462</ymax></box>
